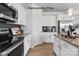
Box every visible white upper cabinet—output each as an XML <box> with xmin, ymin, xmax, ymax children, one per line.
<box><xmin>42</xmin><ymin>15</ymin><xmax>56</xmax><ymax>26</ymax></box>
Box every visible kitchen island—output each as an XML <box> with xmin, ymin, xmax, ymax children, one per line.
<box><xmin>53</xmin><ymin>33</ymin><xmax>79</xmax><ymax>56</ymax></box>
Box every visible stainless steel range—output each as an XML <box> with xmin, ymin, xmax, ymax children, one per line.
<box><xmin>0</xmin><ymin>26</ymin><xmax>24</xmax><ymax>56</ymax></box>
<box><xmin>0</xmin><ymin>28</ymin><xmax>12</xmax><ymax>52</ymax></box>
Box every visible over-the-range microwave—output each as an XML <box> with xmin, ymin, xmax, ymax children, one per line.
<box><xmin>0</xmin><ymin>3</ymin><xmax>18</xmax><ymax>22</ymax></box>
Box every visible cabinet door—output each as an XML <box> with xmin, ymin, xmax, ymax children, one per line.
<box><xmin>24</xmin><ymin>35</ymin><xmax>31</xmax><ymax>56</ymax></box>
<box><xmin>60</xmin><ymin>40</ymin><xmax>78</xmax><ymax>56</ymax></box>
<box><xmin>51</xmin><ymin>35</ymin><xmax>54</xmax><ymax>43</ymax></box>
<box><xmin>53</xmin><ymin>36</ymin><xmax>60</xmax><ymax>56</ymax></box>
<box><xmin>42</xmin><ymin>33</ymin><xmax>53</xmax><ymax>43</ymax></box>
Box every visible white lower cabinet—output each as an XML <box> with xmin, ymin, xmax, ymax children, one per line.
<box><xmin>42</xmin><ymin>33</ymin><xmax>54</xmax><ymax>43</ymax></box>
<box><xmin>53</xmin><ymin>36</ymin><xmax>60</xmax><ymax>56</ymax></box>
<box><xmin>60</xmin><ymin>40</ymin><xmax>79</xmax><ymax>56</ymax></box>
<box><xmin>54</xmin><ymin>35</ymin><xmax>79</xmax><ymax>56</ymax></box>
<box><xmin>24</xmin><ymin>35</ymin><xmax>31</xmax><ymax>56</ymax></box>
<box><xmin>43</xmin><ymin>33</ymin><xmax>51</xmax><ymax>42</ymax></box>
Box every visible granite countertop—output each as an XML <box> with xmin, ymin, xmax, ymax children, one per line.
<box><xmin>54</xmin><ymin>34</ymin><xmax>79</xmax><ymax>47</ymax></box>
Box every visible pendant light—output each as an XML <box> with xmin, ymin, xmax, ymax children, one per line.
<box><xmin>67</xmin><ymin>3</ymin><xmax>73</xmax><ymax>16</ymax></box>
<box><xmin>68</xmin><ymin>8</ymin><xmax>73</xmax><ymax>16</ymax></box>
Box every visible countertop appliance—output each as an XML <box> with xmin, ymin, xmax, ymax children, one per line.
<box><xmin>0</xmin><ymin>3</ymin><xmax>18</xmax><ymax>22</ymax></box>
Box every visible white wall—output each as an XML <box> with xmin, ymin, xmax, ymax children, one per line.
<box><xmin>24</xmin><ymin>9</ymin><xmax>32</xmax><ymax>33</ymax></box>
<box><xmin>31</xmin><ymin>4</ymin><xmax>43</xmax><ymax>47</ymax></box>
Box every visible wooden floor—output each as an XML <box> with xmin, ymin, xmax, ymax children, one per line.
<box><xmin>27</xmin><ymin>43</ymin><xmax>55</xmax><ymax>56</ymax></box>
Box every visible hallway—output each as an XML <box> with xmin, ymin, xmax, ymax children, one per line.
<box><xmin>27</xmin><ymin>43</ymin><xmax>55</xmax><ymax>56</ymax></box>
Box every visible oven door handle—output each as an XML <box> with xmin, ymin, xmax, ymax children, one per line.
<box><xmin>0</xmin><ymin>40</ymin><xmax>23</xmax><ymax>56</ymax></box>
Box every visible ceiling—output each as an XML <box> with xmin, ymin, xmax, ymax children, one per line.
<box><xmin>22</xmin><ymin>3</ymin><xmax>79</xmax><ymax>12</ymax></box>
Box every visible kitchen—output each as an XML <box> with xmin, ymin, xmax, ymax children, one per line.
<box><xmin>0</xmin><ymin>3</ymin><xmax>79</xmax><ymax>56</ymax></box>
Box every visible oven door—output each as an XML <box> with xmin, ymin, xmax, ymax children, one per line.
<box><xmin>0</xmin><ymin>40</ymin><xmax>24</xmax><ymax>56</ymax></box>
